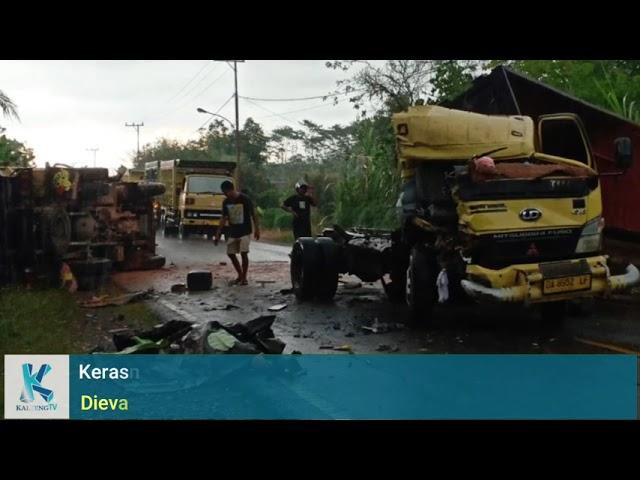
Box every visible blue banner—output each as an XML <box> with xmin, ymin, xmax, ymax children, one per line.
<box><xmin>65</xmin><ymin>355</ymin><xmax>637</xmax><ymax>420</ymax></box>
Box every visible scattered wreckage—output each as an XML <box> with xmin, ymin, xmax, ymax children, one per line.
<box><xmin>94</xmin><ymin>315</ymin><xmax>287</xmax><ymax>355</ymax></box>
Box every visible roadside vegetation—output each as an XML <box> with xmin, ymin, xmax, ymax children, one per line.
<box><xmin>0</xmin><ymin>286</ymin><xmax>159</xmax><ymax>412</ymax></box>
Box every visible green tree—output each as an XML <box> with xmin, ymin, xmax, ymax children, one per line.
<box><xmin>0</xmin><ymin>89</ymin><xmax>19</xmax><ymax>126</ymax></box>
<box><xmin>491</xmin><ymin>60</ymin><xmax>640</xmax><ymax>122</ymax></box>
<box><xmin>0</xmin><ymin>135</ymin><xmax>35</xmax><ymax>168</ymax></box>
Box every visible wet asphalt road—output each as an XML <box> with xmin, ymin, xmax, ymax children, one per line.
<box><xmin>112</xmin><ymin>233</ymin><xmax>640</xmax><ymax>356</ymax></box>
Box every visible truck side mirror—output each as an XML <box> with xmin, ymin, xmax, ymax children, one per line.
<box><xmin>614</xmin><ymin>137</ymin><xmax>633</xmax><ymax>170</ymax></box>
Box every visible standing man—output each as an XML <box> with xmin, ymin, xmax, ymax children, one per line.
<box><xmin>215</xmin><ymin>180</ymin><xmax>260</xmax><ymax>286</ymax></box>
<box><xmin>282</xmin><ymin>181</ymin><xmax>317</xmax><ymax>239</ymax></box>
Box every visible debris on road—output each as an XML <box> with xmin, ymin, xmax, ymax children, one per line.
<box><xmin>103</xmin><ymin>315</ymin><xmax>287</xmax><ymax>355</ymax></box>
<box><xmin>187</xmin><ymin>270</ymin><xmax>213</xmax><ymax>291</ymax></box>
<box><xmin>376</xmin><ymin>344</ymin><xmax>400</xmax><ymax>352</ymax></box>
<box><xmin>333</xmin><ymin>344</ymin><xmax>353</xmax><ymax>353</ymax></box>
<box><xmin>339</xmin><ymin>280</ymin><xmax>363</xmax><ymax>290</ymax></box>
<box><xmin>319</xmin><ymin>344</ymin><xmax>334</xmax><ymax>350</ymax></box>
<box><xmin>203</xmin><ymin>304</ymin><xmax>240</xmax><ymax>311</ymax></box>
<box><xmin>268</xmin><ymin>303</ymin><xmax>288</xmax><ymax>312</ymax></box>
<box><xmin>574</xmin><ymin>337</ymin><xmax>640</xmax><ymax>354</ymax></box>
<box><xmin>361</xmin><ymin>319</ymin><xmax>404</xmax><ymax>334</ymax></box>
<box><xmin>280</xmin><ymin>288</ymin><xmax>294</xmax><ymax>295</ymax></box>
<box><xmin>171</xmin><ymin>283</ymin><xmax>187</xmax><ymax>293</ymax></box>
<box><xmin>219</xmin><ymin>262</ymin><xmax>227</xmax><ymax>266</ymax></box>
<box><xmin>78</xmin><ymin>290</ymin><xmax>150</xmax><ymax>308</ymax></box>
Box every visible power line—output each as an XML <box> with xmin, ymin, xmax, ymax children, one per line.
<box><xmin>197</xmin><ymin>94</ymin><xmax>235</xmax><ymax>131</ymax></box>
<box><xmin>190</xmin><ymin>69</ymin><xmax>230</xmax><ymax>102</ymax></box>
<box><xmin>243</xmin><ymin>98</ymin><xmax>303</xmax><ymax>127</ymax></box>
<box><xmin>165</xmin><ymin>61</ymin><xmax>214</xmax><ymax>103</ymax></box>
<box><xmin>174</xmin><ymin>63</ymin><xmax>219</xmax><ymax>103</ymax></box>
<box><xmin>154</xmin><ymin>67</ymin><xmax>227</xmax><ymax>122</ymax></box>
<box><xmin>240</xmin><ymin>89</ymin><xmax>364</xmax><ymax>102</ymax></box>
<box><xmin>255</xmin><ymin>100</ymin><xmax>339</xmax><ymax>119</ymax></box>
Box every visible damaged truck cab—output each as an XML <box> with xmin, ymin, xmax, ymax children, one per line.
<box><xmin>290</xmin><ymin>105</ymin><xmax>640</xmax><ymax>322</ymax></box>
<box><xmin>393</xmin><ymin>106</ymin><xmax>639</xmax><ymax>317</ymax></box>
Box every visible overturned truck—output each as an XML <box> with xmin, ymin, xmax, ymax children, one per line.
<box><xmin>291</xmin><ymin>106</ymin><xmax>640</xmax><ymax>322</ymax></box>
<box><xmin>0</xmin><ymin>165</ymin><xmax>166</xmax><ymax>289</ymax></box>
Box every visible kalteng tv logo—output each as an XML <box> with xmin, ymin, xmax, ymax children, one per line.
<box><xmin>18</xmin><ymin>363</ymin><xmax>57</xmax><ymax>410</ymax></box>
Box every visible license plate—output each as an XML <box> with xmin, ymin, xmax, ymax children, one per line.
<box><xmin>543</xmin><ymin>274</ymin><xmax>592</xmax><ymax>294</ymax></box>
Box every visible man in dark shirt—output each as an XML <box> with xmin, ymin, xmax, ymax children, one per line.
<box><xmin>215</xmin><ymin>180</ymin><xmax>260</xmax><ymax>286</ymax></box>
<box><xmin>282</xmin><ymin>181</ymin><xmax>317</xmax><ymax>239</ymax></box>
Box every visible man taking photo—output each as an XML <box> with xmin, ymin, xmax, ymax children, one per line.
<box><xmin>282</xmin><ymin>181</ymin><xmax>317</xmax><ymax>240</ymax></box>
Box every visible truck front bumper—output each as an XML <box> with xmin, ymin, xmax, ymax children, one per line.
<box><xmin>460</xmin><ymin>256</ymin><xmax>640</xmax><ymax>304</ymax></box>
<box><xmin>181</xmin><ymin>218</ymin><xmax>220</xmax><ymax>227</ymax></box>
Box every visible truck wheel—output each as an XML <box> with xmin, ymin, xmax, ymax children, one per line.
<box><xmin>314</xmin><ymin>237</ymin><xmax>340</xmax><ymax>301</ymax></box>
<box><xmin>406</xmin><ymin>246</ymin><xmax>438</xmax><ymax>323</ymax></box>
<box><xmin>69</xmin><ymin>258</ymin><xmax>112</xmax><ymax>291</ymax></box>
<box><xmin>385</xmin><ymin>238</ymin><xmax>409</xmax><ymax>303</ymax></box>
<box><xmin>291</xmin><ymin>238</ymin><xmax>321</xmax><ymax>301</ymax></box>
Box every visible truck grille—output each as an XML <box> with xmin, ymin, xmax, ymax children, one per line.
<box><xmin>470</xmin><ymin>227</ymin><xmax>584</xmax><ymax>269</ymax></box>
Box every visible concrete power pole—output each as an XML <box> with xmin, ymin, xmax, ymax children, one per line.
<box><xmin>214</xmin><ymin>60</ymin><xmax>244</xmax><ymax>166</ymax></box>
<box><xmin>125</xmin><ymin>122</ymin><xmax>144</xmax><ymax>163</ymax></box>
<box><xmin>86</xmin><ymin>148</ymin><xmax>99</xmax><ymax>168</ymax></box>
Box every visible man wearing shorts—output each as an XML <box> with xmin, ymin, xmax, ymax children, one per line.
<box><xmin>215</xmin><ymin>181</ymin><xmax>260</xmax><ymax>286</ymax></box>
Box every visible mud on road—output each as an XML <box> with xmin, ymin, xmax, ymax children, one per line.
<box><xmin>111</xmin><ymin>234</ymin><xmax>640</xmax><ymax>355</ymax></box>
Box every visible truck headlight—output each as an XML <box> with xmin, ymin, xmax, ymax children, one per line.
<box><xmin>575</xmin><ymin>216</ymin><xmax>604</xmax><ymax>254</ymax></box>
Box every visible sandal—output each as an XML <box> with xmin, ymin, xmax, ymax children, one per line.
<box><xmin>228</xmin><ymin>278</ymin><xmax>241</xmax><ymax>286</ymax></box>
<box><xmin>240</xmin><ymin>279</ymin><xmax>249</xmax><ymax>286</ymax></box>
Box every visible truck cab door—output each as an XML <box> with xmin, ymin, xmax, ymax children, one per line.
<box><xmin>537</xmin><ymin>114</ymin><xmax>593</xmax><ymax>168</ymax></box>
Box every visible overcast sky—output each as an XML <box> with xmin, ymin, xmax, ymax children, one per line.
<box><xmin>0</xmin><ymin>60</ymin><xmax>373</xmax><ymax>171</ymax></box>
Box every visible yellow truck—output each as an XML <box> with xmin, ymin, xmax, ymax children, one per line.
<box><xmin>290</xmin><ymin>106</ymin><xmax>640</xmax><ymax>323</ymax></box>
<box><xmin>145</xmin><ymin>159</ymin><xmax>237</xmax><ymax>239</ymax></box>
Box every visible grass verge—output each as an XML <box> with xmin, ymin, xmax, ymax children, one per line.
<box><xmin>0</xmin><ymin>285</ymin><xmax>160</xmax><ymax>414</ymax></box>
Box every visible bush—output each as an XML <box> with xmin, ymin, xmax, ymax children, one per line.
<box><xmin>260</xmin><ymin>207</ymin><xmax>292</xmax><ymax>230</ymax></box>
<box><xmin>334</xmin><ymin>117</ymin><xmax>400</xmax><ymax>230</ymax></box>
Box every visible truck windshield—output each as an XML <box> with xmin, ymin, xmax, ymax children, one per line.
<box><xmin>187</xmin><ymin>176</ymin><xmax>231</xmax><ymax>194</ymax></box>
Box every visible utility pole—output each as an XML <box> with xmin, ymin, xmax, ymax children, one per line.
<box><xmin>214</xmin><ymin>60</ymin><xmax>244</xmax><ymax>166</ymax></box>
<box><xmin>86</xmin><ymin>148</ymin><xmax>99</xmax><ymax>168</ymax></box>
<box><xmin>125</xmin><ymin>122</ymin><xmax>144</xmax><ymax>162</ymax></box>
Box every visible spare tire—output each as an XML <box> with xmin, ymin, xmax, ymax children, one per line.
<box><xmin>69</xmin><ymin>257</ymin><xmax>112</xmax><ymax>291</ymax></box>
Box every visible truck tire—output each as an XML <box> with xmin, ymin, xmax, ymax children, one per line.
<box><xmin>406</xmin><ymin>246</ymin><xmax>438</xmax><ymax>323</ymax></box>
<box><xmin>163</xmin><ymin>225</ymin><xmax>177</xmax><ymax>237</ymax></box>
<box><xmin>69</xmin><ymin>258</ymin><xmax>112</xmax><ymax>291</ymax></box>
<box><xmin>314</xmin><ymin>237</ymin><xmax>340</xmax><ymax>301</ymax></box>
<box><xmin>385</xmin><ymin>235</ymin><xmax>409</xmax><ymax>303</ymax></box>
<box><xmin>291</xmin><ymin>238</ymin><xmax>321</xmax><ymax>301</ymax></box>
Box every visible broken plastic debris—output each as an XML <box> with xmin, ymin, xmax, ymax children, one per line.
<box><xmin>268</xmin><ymin>303</ymin><xmax>288</xmax><ymax>312</ymax></box>
<box><xmin>333</xmin><ymin>344</ymin><xmax>353</xmax><ymax>353</ymax></box>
